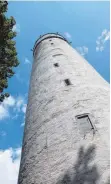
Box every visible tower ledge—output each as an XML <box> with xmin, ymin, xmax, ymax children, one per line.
<box><xmin>33</xmin><ymin>33</ymin><xmax>69</xmax><ymax>55</ymax></box>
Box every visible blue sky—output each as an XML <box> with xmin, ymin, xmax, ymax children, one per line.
<box><xmin>0</xmin><ymin>1</ymin><xmax>110</xmax><ymax>184</ymax></box>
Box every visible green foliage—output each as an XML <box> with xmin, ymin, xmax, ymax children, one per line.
<box><xmin>0</xmin><ymin>0</ymin><xmax>19</xmax><ymax>102</ymax></box>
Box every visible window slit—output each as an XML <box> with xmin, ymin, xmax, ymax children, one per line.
<box><xmin>64</xmin><ymin>79</ymin><xmax>71</xmax><ymax>86</ymax></box>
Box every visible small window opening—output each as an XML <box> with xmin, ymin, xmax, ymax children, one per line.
<box><xmin>54</xmin><ymin>63</ymin><xmax>59</xmax><ymax>67</ymax></box>
<box><xmin>51</xmin><ymin>43</ymin><xmax>54</xmax><ymax>45</ymax></box>
<box><xmin>49</xmin><ymin>39</ymin><xmax>52</xmax><ymax>41</ymax></box>
<box><xmin>64</xmin><ymin>79</ymin><xmax>71</xmax><ymax>86</ymax></box>
<box><xmin>76</xmin><ymin>114</ymin><xmax>95</xmax><ymax>131</ymax></box>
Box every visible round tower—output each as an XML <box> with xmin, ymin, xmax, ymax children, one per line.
<box><xmin>18</xmin><ymin>33</ymin><xmax>110</xmax><ymax>184</ymax></box>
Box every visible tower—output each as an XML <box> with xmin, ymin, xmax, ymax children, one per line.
<box><xmin>18</xmin><ymin>33</ymin><xmax>110</xmax><ymax>184</ymax></box>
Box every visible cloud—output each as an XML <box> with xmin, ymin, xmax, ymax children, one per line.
<box><xmin>21</xmin><ymin>104</ymin><xmax>27</xmax><ymax>114</ymax></box>
<box><xmin>13</xmin><ymin>96</ymin><xmax>27</xmax><ymax>127</ymax></box>
<box><xmin>0</xmin><ymin>96</ymin><xmax>16</xmax><ymax>120</ymax></box>
<box><xmin>76</xmin><ymin>46</ymin><xmax>88</xmax><ymax>57</ymax></box>
<box><xmin>0</xmin><ymin>95</ymin><xmax>27</xmax><ymax>121</ymax></box>
<box><xmin>14</xmin><ymin>96</ymin><xmax>27</xmax><ymax>114</ymax></box>
<box><xmin>0</xmin><ymin>147</ymin><xmax>21</xmax><ymax>184</ymax></box>
<box><xmin>21</xmin><ymin>122</ymin><xmax>25</xmax><ymax>127</ymax></box>
<box><xmin>3</xmin><ymin>96</ymin><xmax>16</xmax><ymax>107</ymax></box>
<box><xmin>24</xmin><ymin>58</ymin><xmax>31</xmax><ymax>65</ymax></box>
<box><xmin>20</xmin><ymin>105</ymin><xmax>26</xmax><ymax>127</ymax></box>
<box><xmin>96</xmin><ymin>29</ymin><xmax>110</xmax><ymax>52</ymax></box>
<box><xmin>15</xmin><ymin>97</ymin><xmax>24</xmax><ymax>112</ymax></box>
<box><xmin>0</xmin><ymin>105</ymin><xmax>8</xmax><ymax>120</ymax></box>
<box><xmin>64</xmin><ymin>32</ymin><xmax>72</xmax><ymax>40</ymax></box>
<box><xmin>12</xmin><ymin>114</ymin><xmax>19</xmax><ymax>120</ymax></box>
<box><xmin>12</xmin><ymin>24</ymin><xmax>20</xmax><ymax>33</ymax></box>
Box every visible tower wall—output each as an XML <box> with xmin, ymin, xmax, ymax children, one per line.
<box><xmin>18</xmin><ymin>33</ymin><xmax>110</xmax><ymax>184</ymax></box>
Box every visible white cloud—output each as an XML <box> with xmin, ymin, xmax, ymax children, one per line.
<box><xmin>12</xmin><ymin>24</ymin><xmax>20</xmax><ymax>33</ymax></box>
<box><xmin>64</xmin><ymin>32</ymin><xmax>72</xmax><ymax>39</ymax></box>
<box><xmin>24</xmin><ymin>58</ymin><xmax>31</xmax><ymax>65</ymax></box>
<box><xmin>3</xmin><ymin>96</ymin><xmax>16</xmax><ymax>107</ymax></box>
<box><xmin>20</xmin><ymin>107</ymin><xmax>26</xmax><ymax>127</ymax></box>
<box><xmin>16</xmin><ymin>97</ymin><xmax>24</xmax><ymax>112</ymax></box>
<box><xmin>76</xmin><ymin>46</ymin><xmax>88</xmax><ymax>57</ymax></box>
<box><xmin>12</xmin><ymin>114</ymin><xmax>19</xmax><ymax>120</ymax></box>
<box><xmin>0</xmin><ymin>147</ymin><xmax>21</xmax><ymax>184</ymax></box>
<box><xmin>21</xmin><ymin>104</ymin><xmax>27</xmax><ymax>114</ymax></box>
<box><xmin>0</xmin><ymin>96</ymin><xmax>16</xmax><ymax>120</ymax></box>
<box><xmin>0</xmin><ymin>105</ymin><xmax>8</xmax><ymax>120</ymax></box>
<box><xmin>21</xmin><ymin>122</ymin><xmax>25</xmax><ymax>127</ymax></box>
<box><xmin>14</xmin><ymin>97</ymin><xmax>27</xmax><ymax>114</ymax></box>
<box><xmin>0</xmin><ymin>95</ymin><xmax>27</xmax><ymax>121</ymax></box>
<box><xmin>96</xmin><ymin>29</ymin><xmax>110</xmax><ymax>52</ymax></box>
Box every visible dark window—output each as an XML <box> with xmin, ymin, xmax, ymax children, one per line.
<box><xmin>76</xmin><ymin>114</ymin><xmax>95</xmax><ymax>134</ymax></box>
<box><xmin>64</xmin><ymin>79</ymin><xmax>71</xmax><ymax>86</ymax></box>
<box><xmin>51</xmin><ymin>43</ymin><xmax>54</xmax><ymax>45</ymax></box>
<box><xmin>49</xmin><ymin>39</ymin><xmax>52</xmax><ymax>41</ymax></box>
<box><xmin>54</xmin><ymin>63</ymin><xmax>59</xmax><ymax>67</ymax></box>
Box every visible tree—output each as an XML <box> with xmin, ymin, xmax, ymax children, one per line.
<box><xmin>0</xmin><ymin>0</ymin><xmax>19</xmax><ymax>102</ymax></box>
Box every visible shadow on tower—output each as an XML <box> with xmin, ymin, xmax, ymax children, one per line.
<box><xmin>56</xmin><ymin>145</ymin><xmax>110</xmax><ymax>184</ymax></box>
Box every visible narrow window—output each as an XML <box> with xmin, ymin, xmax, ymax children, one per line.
<box><xmin>64</xmin><ymin>79</ymin><xmax>71</xmax><ymax>86</ymax></box>
<box><xmin>53</xmin><ymin>54</ymin><xmax>63</xmax><ymax>57</ymax></box>
<box><xmin>76</xmin><ymin>114</ymin><xmax>95</xmax><ymax>134</ymax></box>
<box><xmin>49</xmin><ymin>39</ymin><xmax>52</xmax><ymax>41</ymax></box>
<box><xmin>51</xmin><ymin>43</ymin><xmax>54</xmax><ymax>45</ymax></box>
<box><xmin>54</xmin><ymin>63</ymin><xmax>59</xmax><ymax>67</ymax></box>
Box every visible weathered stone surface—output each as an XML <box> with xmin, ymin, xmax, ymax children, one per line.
<box><xmin>18</xmin><ymin>33</ymin><xmax>110</xmax><ymax>184</ymax></box>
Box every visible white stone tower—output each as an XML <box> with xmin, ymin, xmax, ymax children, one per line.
<box><xmin>18</xmin><ymin>33</ymin><xmax>110</xmax><ymax>184</ymax></box>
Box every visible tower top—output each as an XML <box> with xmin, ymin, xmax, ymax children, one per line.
<box><xmin>33</xmin><ymin>32</ymin><xmax>69</xmax><ymax>55</ymax></box>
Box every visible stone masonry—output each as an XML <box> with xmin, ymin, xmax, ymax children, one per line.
<box><xmin>18</xmin><ymin>33</ymin><xmax>110</xmax><ymax>184</ymax></box>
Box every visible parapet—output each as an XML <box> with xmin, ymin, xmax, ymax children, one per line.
<box><xmin>33</xmin><ymin>33</ymin><xmax>69</xmax><ymax>56</ymax></box>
